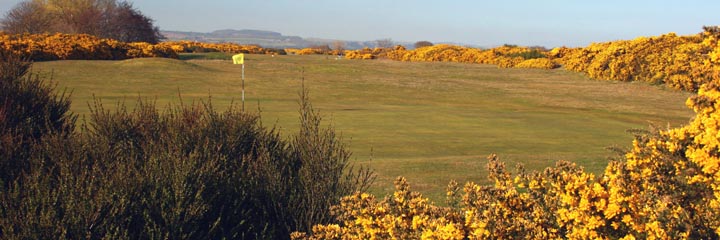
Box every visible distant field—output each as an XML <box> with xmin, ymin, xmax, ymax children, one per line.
<box><xmin>32</xmin><ymin>54</ymin><xmax>694</xmax><ymax>202</ymax></box>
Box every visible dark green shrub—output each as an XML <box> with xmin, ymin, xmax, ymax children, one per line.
<box><xmin>187</xmin><ymin>45</ymin><xmax>219</xmax><ymax>53</ymax></box>
<box><xmin>0</xmin><ymin>51</ymin><xmax>76</xmax><ymax>186</ymax></box>
<box><xmin>286</xmin><ymin>90</ymin><xmax>374</xmax><ymax>232</ymax></box>
<box><xmin>0</xmin><ymin>52</ymin><xmax>373</xmax><ymax>238</ymax></box>
<box><xmin>508</xmin><ymin>49</ymin><xmax>547</xmax><ymax>60</ymax></box>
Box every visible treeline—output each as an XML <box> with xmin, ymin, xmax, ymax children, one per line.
<box><xmin>1</xmin><ymin>0</ymin><xmax>288</xmax><ymax>59</ymax></box>
<box><xmin>0</xmin><ymin>32</ymin><xmax>285</xmax><ymax>61</ymax></box>
<box><xmin>1</xmin><ymin>0</ymin><xmax>162</xmax><ymax>44</ymax></box>
<box><xmin>295</xmin><ymin>82</ymin><xmax>720</xmax><ymax>239</ymax></box>
<box><xmin>0</xmin><ymin>53</ymin><xmax>373</xmax><ymax>239</ymax></box>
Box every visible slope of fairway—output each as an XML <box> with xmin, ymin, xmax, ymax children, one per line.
<box><xmin>33</xmin><ymin>54</ymin><xmax>694</xmax><ymax>202</ymax></box>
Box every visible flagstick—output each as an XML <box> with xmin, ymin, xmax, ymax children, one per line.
<box><xmin>242</xmin><ymin>62</ymin><xmax>245</xmax><ymax>112</ymax></box>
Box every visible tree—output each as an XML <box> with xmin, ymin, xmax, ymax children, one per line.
<box><xmin>1</xmin><ymin>0</ymin><xmax>163</xmax><ymax>43</ymax></box>
<box><xmin>332</xmin><ymin>40</ymin><xmax>345</xmax><ymax>55</ymax></box>
<box><xmin>703</xmin><ymin>25</ymin><xmax>720</xmax><ymax>37</ymax></box>
<box><xmin>48</xmin><ymin>0</ymin><xmax>105</xmax><ymax>34</ymax></box>
<box><xmin>309</xmin><ymin>44</ymin><xmax>331</xmax><ymax>54</ymax></box>
<box><xmin>103</xmin><ymin>1</ymin><xmax>162</xmax><ymax>43</ymax></box>
<box><xmin>414</xmin><ymin>41</ymin><xmax>433</xmax><ymax>49</ymax></box>
<box><xmin>376</xmin><ymin>38</ymin><xmax>394</xmax><ymax>49</ymax></box>
<box><xmin>0</xmin><ymin>1</ymin><xmax>52</xmax><ymax>34</ymax></box>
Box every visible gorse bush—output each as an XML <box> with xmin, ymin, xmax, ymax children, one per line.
<box><xmin>515</xmin><ymin>58</ymin><xmax>559</xmax><ymax>69</ymax></box>
<box><xmin>0</xmin><ymin>33</ymin><xmax>285</xmax><ymax>61</ymax></box>
<box><xmin>507</xmin><ymin>48</ymin><xmax>546</xmax><ymax>60</ymax></box>
<box><xmin>162</xmin><ymin>41</ymin><xmax>284</xmax><ymax>55</ymax></box>
<box><xmin>7</xmin><ymin>28</ymin><xmax>720</xmax><ymax>238</ymax></box>
<box><xmin>296</xmin><ymin>83</ymin><xmax>720</xmax><ymax>239</ymax></box>
<box><xmin>0</xmin><ymin>32</ymin><xmax>177</xmax><ymax>60</ymax></box>
<box><xmin>0</xmin><ymin>55</ymin><xmax>374</xmax><ymax>239</ymax></box>
<box><xmin>344</xmin><ymin>44</ymin><xmax>557</xmax><ymax>69</ymax></box>
<box><xmin>553</xmin><ymin>31</ymin><xmax>719</xmax><ymax>91</ymax></box>
<box><xmin>343</xmin><ymin>26</ymin><xmax>720</xmax><ymax>91</ymax></box>
<box><xmin>1</xmin><ymin>0</ymin><xmax>162</xmax><ymax>44</ymax></box>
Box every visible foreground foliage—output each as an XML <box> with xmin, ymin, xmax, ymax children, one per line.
<box><xmin>0</xmin><ymin>56</ymin><xmax>373</xmax><ymax>239</ymax></box>
<box><xmin>0</xmin><ymin>50</ymin><xmax>75</xmax><ymax>187</ymax></box>
<box><xmin>295</xmin><ymin>82</ymin><xmax>720</xmax><ymax>239</ymax></box>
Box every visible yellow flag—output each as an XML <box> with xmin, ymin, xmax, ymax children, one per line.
<box><xmin>232</xmin><ymin>54</ymin><xmax>244</xmax><ymax>64</ymax></box>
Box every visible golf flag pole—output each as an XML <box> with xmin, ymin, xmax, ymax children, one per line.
<box><xmin>242</xmin><ymin>61</ymin><xmax>245</xmax><ymax>112</ymax></box>
<box><xmin>232</xmin><ymin>54</ymin><xmax>245</xmax><ymax>111</ymax></box>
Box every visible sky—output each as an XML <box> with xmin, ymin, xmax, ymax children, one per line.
<box><xmin>1</xmin><ymin>0</ymin><xmax>719</xmax><ymax>47</ymax></box>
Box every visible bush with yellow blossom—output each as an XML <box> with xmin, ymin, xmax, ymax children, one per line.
<box><xmin>554</xmin><ymin>28</ymin><xmax>720</xmax><ymax>91</ymax></box>
<box><xmin>0</xmin><ymin>32</ymin><xmax>289</xmax><ymax>61</ymax></box>
<box><xmin>344</xmin><ymin>27</ymin><xmax>720</xmax><ymax>91</ymax></box>
<box><xmin>343</xmin><ymin>44</ymin><xmax>557</xmax><ymax>70</ymax></box>
<box><xmin>296</xmin><ymin>81</ymin><xmax>720</xmax><ymax>239</ymax></box>
<box><xmin>158</xmin><ymin>41</ymin><xmax>283</xmax><ymax>55</ymax></box>
<box><xmin>0</xmin><ymin>32</ymin><xmax>177</xmax><ymax>60</ymax></box>
<box><xmin>515</xmin><ymin>58</ymin><xmax>560</xmax><ymax>69</ymax></box>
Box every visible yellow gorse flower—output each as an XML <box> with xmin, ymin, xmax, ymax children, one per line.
<box><xmin>296</xmin><ymin>81</ymin><xmax>720</xmax><ymax>238</ymax></box>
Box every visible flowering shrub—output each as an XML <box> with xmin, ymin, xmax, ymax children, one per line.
<box><xmin>496</xmin><ymin>56</ymin><xmax>524</xmax><ymax>68</ymax></box>
<box><xmin>344</xmin><ymin>47</ymin><xmax>391</xmax><ymax>59</ymax></box>
<box><xmin>291</xmin><ymin>177</ymin><xmax>460</xmax><ymax>240</ymax></box>
<box><xmin>285</xmin><ymin>46</ymin><xmax>346</xmax><ymax>56</ymax></box>
<box><xmin>160</xmin><ymin>41</ymin><xmax>281</xmax><ymax>55</ymax></box>
<box><xmin>0</xmin><ymin>33</ymin><xmax>288</xmax><ymax>61</ymax></box>
<box><xmin>344</xmin><ymin>47</ymin><xmax>376</xmax><ymax>59</ymax></box>
<box><xmin>127</xmin><ymin>42</ymin><xmax>178</xmax><ymax>59</ymax></box>
<box><xmin>296</xmin><ymin>82</ymin><xmax>720</xmax><ymax>239</ymax></box>
<box><xmin>343</xmin><ymin>44</ymin><xmax>558</xmax><ymax>69</ymax></box>
<box><xmin>343</xmin><ymin>27</ymin><xmax>720</xmax><ymax>90</ymax></box>
<box><xmin>555</xmin><ymin>30</ymin><xmax>720</xmax><ymax>91</ymax></box>
<box><xmin>515</xmin><ymin>58</ymin><xmax>559</xmax><ymax>69</ymax></box>
<box><xmin>0</xmin><ymin>32</ymin><xmax>176</xmax><ymax>60</ymax></box>
<box><xmin>297</xmin><ymin>48</ymin><xmax>325</xmax><ymax>55</ymax></box>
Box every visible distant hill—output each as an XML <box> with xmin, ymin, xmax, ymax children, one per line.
<box><xmin>161</xmin><ymin>29</ymin><xmax>305</xmax><ymax>48</ymax></box>
<box><xmin>161</xmin><ymin>29</ymin><xmax>409</xmax><ymax>49</ymax></box>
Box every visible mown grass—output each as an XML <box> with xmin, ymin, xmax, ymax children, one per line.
<box><xmin>32</xmin><ymin>53</ymin><xmax>694</xmax><ymax>202</ymax></box>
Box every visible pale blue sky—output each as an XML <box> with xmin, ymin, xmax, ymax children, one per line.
<box><xmin>1</xmin><ymin>0</ymin><xmax>718</xmax><ymax>47</ymax></box>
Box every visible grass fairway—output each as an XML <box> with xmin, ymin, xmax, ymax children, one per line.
<box><xmin>33</xmin><ymin>54</ymin><xmax>694</xmax><ymax>202</ymax></box>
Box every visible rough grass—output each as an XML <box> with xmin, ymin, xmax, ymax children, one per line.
<box><xmin>32</xmin><ymin>54</ymin><xmax>694</xmax><ymax>202</ymax></box>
